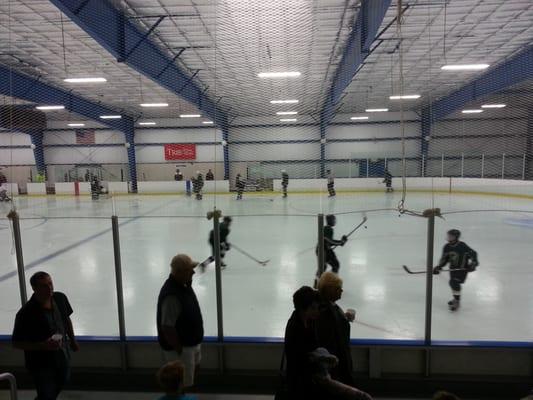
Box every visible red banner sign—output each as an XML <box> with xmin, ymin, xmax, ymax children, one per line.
<box><xmin>164</xmin><ymin>144</ymin><xmax>196</xmax><ymax>160</ymax></box>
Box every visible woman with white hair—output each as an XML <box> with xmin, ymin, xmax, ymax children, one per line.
<box><xmin>316</xmin><ymin>272</ymin><xmax>356</xmax><ymax>386</ymax></box>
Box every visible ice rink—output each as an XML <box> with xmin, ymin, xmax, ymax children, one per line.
<box><xmin>1</xmin><ymin>190</ymin><xmax>532</xmax><ymax>343</ymax></box>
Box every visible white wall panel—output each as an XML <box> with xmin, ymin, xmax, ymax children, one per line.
<box><xmin>326</xmin><ymin>140</ymin><xmax>419</xmax><ymax>159</ymax></box>
<box><xmin>328</xmin><ymin>122</ymin><xmax>420</xmax><ymax>140</ymax></box>
<box><xmin>230</xmin><ymin>143</ymin><xmax>319</xmax><ymax>161</ymax></box>
<box><xmin>0</xmin><ymin>148</ymin><xmax>35</xmax><ymax>165</ymax></box>
<box><xmin>231</xmin><ymin>126</ymin><xmax>319</xmax><ymax>142</ymax></box>
<box><xmin>0</xmin><ymin>132</ymin><xmax>30</xmax><ymax>145</ymax></box>
<box><xmin>135</xmin><ymin>128</ymin><xmax>222</xmax><ymax>143</ymax></box>
<box><xmin>44</xmin><ymin>147</ymin><xmax>128</xmax><ymax>164</ymax></box>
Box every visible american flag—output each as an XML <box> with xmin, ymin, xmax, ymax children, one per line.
<box><xmin>75</xmin><ymin>129</ymin><xmax>95</xmax><ymax>145</ymax></box>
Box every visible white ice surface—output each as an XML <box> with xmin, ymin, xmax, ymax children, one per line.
<box><xmin>1</xmin><ymin>190</ymin><xmax>532</xmax><ymax>342</ymax></box>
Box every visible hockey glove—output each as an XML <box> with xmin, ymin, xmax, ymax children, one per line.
<box><xmin>433</xmin><ymin>266</ymin><xmax>442</xmax><ymax>275</ymax></box>
<box><xmin>466</xmin><ymin>260</ymin><xmax>478</xmax><ymax>272</ymax></box>
<box><xmin>341</xmin><ymin>235</ymin><xmax>348</xmax><ymax>246</ymax></box>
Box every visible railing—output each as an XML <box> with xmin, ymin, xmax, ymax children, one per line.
<box><xmin>0</xmin><ymin>373</ymin><xmax>18</xmax><ymax>400</ymax></box>
<box><xmin>1</xmin><ymin>176</ymin><xmax>533</xmax><ymax>372</ymax></box>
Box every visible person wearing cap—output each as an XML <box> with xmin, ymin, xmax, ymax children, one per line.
<box><xmin>157</xmin><ymin>254</ymin><xmax>204</xmax><ymax>388</ymax></box>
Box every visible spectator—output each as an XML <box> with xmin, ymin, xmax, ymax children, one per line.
<box><xmin>156</xmin><ymin>361</ymin><xmax>197</xmax><ymax>400</ymax></box>
<box><xmin>309</xmin><ymin>348</ymin><xmax>372</xmax><ymax>400</ymax></box>
<box><xmin>0</xmin><ymin>168</ymin><xmax>7</xmax><ymax>184</ymax></box>
<box><xmin>12</xmin><ymin>271</ymin><xmax>79</xmax><ymax>400</ymax></box>
<box><xmin>157</xmin><ymin>254</ymin><xmax>204</xmax><ymax>388</ymax></box>
<box><xmin>284</xmin><ymin>286</ymin><xmax>320</xmax><ymax>398</ymax></box>
<box><xmin>316</xmin><ymin>272</ymin><xmax>355</xmax><ymax>386</ymax></box>
<box><xmin>205</xmin><ymin>169</ymin><xmax>214</xmax><ymax>181</ymax></box>
<box><xmin>175</xmin><ymin>169</ymin><xmax>183</xmax><ymax>181</ymax></box>
<box><xmin>433</xmin><ymin>392</ymin><xmax>460</xmax><ymax>400</ymax></box>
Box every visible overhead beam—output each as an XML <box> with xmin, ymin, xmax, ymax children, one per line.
<box><xmin>423</xmin><ymin>45</ymin><xmax>533</xmax><ymax>122</ymax></box>
<box><xmin>0</xmin><ymin>64</ymin><xmax>138</xmax><ymax>191</ymax></box>
<box><xmin>420</xmin><ymin>45</ymin><xmax>533</xmax><ymax>174</ymax></box>
<box><xmin>321</xmin><ymin>0</ymin><xmax>392</xmax><ymax>126</ymax></box>
<box><xmin>49</xmin><ymin>0</ymin><xmax>227</xmax><ymax>128</ymax></box>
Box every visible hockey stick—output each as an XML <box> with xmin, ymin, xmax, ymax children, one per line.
<box><xmin>345</xmin><ymin>216</ymin><xmax>368</xmax><ymax>239</ymax></box>
<box><xmin>402</xmin><ymin>265</ymin><xmax>450</xmax><ymax>274</ymax></box>
<box><xmin>232</xmin><ymin>244</ymin><xmax>270</xmax><ymax>266</ymax></box>
<box><xmin>331</xmin><ymin>216</ymin><xmax>368</xmax><ymax>249</ymax></box>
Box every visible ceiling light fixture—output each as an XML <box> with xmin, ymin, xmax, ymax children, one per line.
<box><xmin>139</xmin><ymin>122</ymin><xmax>156</xmax><ymax>126</ymax></box>
<box><xmin>270</xmin><ymin>100</ymin><xmax>299</xmax><ymax>104</ymax></box>
<box><xmin>365</xmin><ymin>108</ymin><xmax>388</xmax><ymax>112</ymax></box>
<box><xmin>203</xmin><ymin>121</ymin><xmax>214</xmax><ymax>124</ymax></box>
<box><xmin>441</xmin><ymin>64</ymin><xmax>489</xmax><ymax>71</ymax></box>
<box><xmin>462</xmin><ymin>109</ymin><xmax>483</xmax><ymax>114</ymax></box>
<box><xmin>481</xmin><ymin>104</ymin><xmax>506</xmax><ymax>108</ymax></box>
<box><xmin>389</xmin><ymin>94</ymin><xmax>421</xmax><ymax>100</ymax></box>
<box><xmin>64</xmin><ymin>77</ymin><xmax>107</xmax><ymax>83</ymax></box>
<box><xmin>36</xmin><ymin>105</ymin><xmax>65</xmax><ymax>110</ymax></box>
<box><xmin>100</xmin><ymin>115</ymin><xmax>122</xmax><ymax>119</ymax></box>
<box><xmin>258</xmin><ymin>71</ymin><xmax>301</xmax><ymax>78</ymax></box>
<box><xmin>276</xmin><ymin>111</ymin><xmax>298</xmax><ymax>115</ymax></box>
<box><xmin>68</xmin><ymin>123</ymin><xmax>85</xmax><ymax>127</ymax></box>
<box><xmin>350</xmin><ymin>116</ymin><xmax>369</xmax><ymax>120</ymax></box>
<box><xmin>280</xmin><ymin>118</ymin><xmax>297</xmax><ymax>122</ymax></box>
<box><xmin>180</xmin><ymin>114</ymin><xmax>201</xmax><ymax>118</ymax></box>
<box><xmin>140</xmin><ymin>103</ymin><xmax>169</xmax><ymax>107</ymax></box>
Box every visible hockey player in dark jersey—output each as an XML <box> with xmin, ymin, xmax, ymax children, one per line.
<box><xmin>236</xmin><ymin>173</ymin><xmax>245</xmax><ymax>200</ymax></box>
<box><xmin>315</xmin><ymin>215</ymin><xmax>347</xmax><ymax>286</ymax></box>
<box><xmin>200</xmin><ymin>216</ymin><xmax>232</xmax><ymax>272</ymax></box>
<box><xmin>192</xmin><ymin>171</ymin><xmax>204</xmax><ymax>200</ymax></box>
<box><xmin>433</xmin><ymin>229</ymin><xmax>479</xmax><ymax>311</ymax></box>
<box><xmin>281</xmin><ymin>169</ymin><xmax>289</xmax><ymax>198</ymax></box>
<box><xmin>382</xmin><ymin>169</ymin><xmax>393</xmax><ymax>193</ymax></box>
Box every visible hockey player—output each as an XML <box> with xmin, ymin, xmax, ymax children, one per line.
<box><xmin>326</xmin><ymin>169</ymin><xmax>336</xmax><ymax>197</ymax></box>
<box><xmin>193</xmin><ymin>171</ymin><xmax>204</xmax><ymax>200</ymax></box>
<box><xmin>433</xmin><ymin>229</ymin><xmax>479</xmax><ymax>311</ymax></box>
<box><xmin>236</xmin><ymin>173</ymin><xmax>245</xmax><ymax>200</ymax></box>
<box><xmin>200</xmin><ymin>216</ymin><xmax>232</xmax><ymax>272</ymax></box>
<box><xmin>315</xmin><ymin>214</ymin><xmax>347</xmax><ymax>285</ymax></box>
<box><xmin>382</xmin><ymin>169</ymin><xmax>393</xmax><ymax>193</ymax></box>
<box><xmin>281</xmin><ymin>169</ymin><xmax>289</xmax><ymax>198</ymax></box>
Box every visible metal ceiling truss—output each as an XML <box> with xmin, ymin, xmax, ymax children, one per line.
<box><xmin>48</xmin><ymin>0</ymin><xmax>229</xmax><ymax>178</ymax></box>
<box><xmin>0</xmin><ymin>64</ymin><xmax>138</xmax><ymax>191</ymax></box>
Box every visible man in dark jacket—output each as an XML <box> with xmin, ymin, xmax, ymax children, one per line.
<box><xmin>157</xmin><ymin>254</ymin><xmax>203</xmax><ymax>388</ymax></box>
<box><xmin>12</xmin><ymin>271</ymin><xmax>79</xmax><ymax>400</ymax></box>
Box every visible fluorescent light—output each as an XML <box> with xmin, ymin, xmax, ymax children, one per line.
<box><xmin>365</xmin><ymin>108</ymin><xmax>388</xmax><ymax>112</ymax></box>
<box><xmin>462</xmin><ymin>109</ymin><xmax>483</xmax><ymax>114</ymax></box>
<box><xmin>389</xmin><ymin>94</ymin><xmax>421</xmax><ymax>100</ymax></box>
<box><xmin>180</xmin><ymin>114</ymin><xmax>201</xmax><ymax>118</ymax></box>
<box><xmin>36</xmin><ymin>105</ymin><xmax>64</xmax><ymax>110</ymax></box>
<box><xmin>350</xmin><ymin>116</ymin><xmax>369</xmax><ymax>120</ymax></box>
<box><xmin>258</xmin><ymin>71</ymin><xmax>301</xmax><ymax>78</ymax></box>
<box><xmin>67</xmin><ymin>123</ymin><xmax>85</xmax><ymax>127</ymax></box>
<box><xmin>481</xmin><ymin>104</ymin><xmax>506</xmax><ymax>109</ymax></box>
<box><xmin>441</xmin><ymin>64</ymin><xmax>489</xmax><ymax>71</ymax></box>
<box><xmin>280</xmin><ymin>118</ymin><xmax>297</xmax><ymax>122</ymax></box>
<box><xmin>270</xmin><ymin>99</ymin><xmax>299</xmax><ymax>104</ymax></box>
<box><xmin>276</xmin><ymin>111</ymin><xmax>298</xmax><ymax>115</ymax></box>
<box><xmin>64</xmin><ymin>77</ymin><xmax>107</xmax><ymax>83</ymax></box>
<box><xmin>100</xmin><ymin>115</ymin><xmax>122</xmax><ymax>119</ymax></box>
<box><xmin>139</xmin><ymin>122</ymin><xmax>156</xmax><ymax>126</ymax></box>
<box><xmin>202</xmin><ymin>121</ymin><xmax>214</xmax><ymax>124</ymax></box>
<box><xmin>140</xmin><ymin>103</ymin><xmax>168</xmax><ymax>107</ymax></box>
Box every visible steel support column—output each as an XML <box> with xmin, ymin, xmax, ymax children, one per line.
<box><xmin>222</xmin><ymin>124</ymin><xmax>230</xmax><ymax>180</ymax></box>
<box><xmin>29</xmin><ymin>131</ymin><xmax>46</xmax><ymax>177</ymax></box>
<box><xmin>527</xmin><ymin>108</ymin><xmax>533</xmax><ymax>180</ymax></box>
<box><xmin>123</xmin><ymin>120</ymin><xmax>138</xmax><ymax>193</ymax></box>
